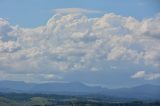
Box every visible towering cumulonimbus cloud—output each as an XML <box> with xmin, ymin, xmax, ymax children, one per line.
<box><xmin>0</xmin><ymin>12</ymin><xmax>160</xmax><ymax>82</ymax></box>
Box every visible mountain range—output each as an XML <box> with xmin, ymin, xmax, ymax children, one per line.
<box><xmin>0</xmin><ymin>80</ymin><xmax>159</xmax><ymax>101</ymax></box>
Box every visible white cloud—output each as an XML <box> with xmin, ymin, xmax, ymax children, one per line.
<box><xmin>0</xmin><ymin>18</ymin><xmax>16</xmax><ymax>41</ymax></box>
<box><xmin>0</xmin><ymin>12</ymin><xmax>160</xmax><ymax>82</ymax></box>
<box><xmin>131</xmin><ymin>71</ymin><xmax>160</xmax><ymax>80</ymax></box>
<box><xmin>131</xmin><ymin>71</ymin><xmax>145</xmax><ymax>78</ymax></box>
<box><xmin>53</xmin><ymin>8</ymin><xmax>102</xmax><ymax>14</ymax></box>
<box><xmin>0</xmin><ymin>71</ymin><xmax>62</xmax><ymax>82</ymax></box>
<box><xmin>0</xmin><ymin>41</ymin><xmax>20</xmax><ymax>52</ymax></box>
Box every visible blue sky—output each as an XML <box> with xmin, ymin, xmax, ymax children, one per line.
<box><xmin>0</xmin><ymin>0</ymin><xmax>159</xmax><ymax>27</ymax></box>
<box><xmin>0</xmin><ymin>0</ymin><xmax>160</xmax><ymax>88</ymax></box>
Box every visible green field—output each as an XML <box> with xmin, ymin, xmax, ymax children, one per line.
<box><xmin>0</xmin><ymin>93</ymin><xmax>160</xmax><ymax>106</ymax></box>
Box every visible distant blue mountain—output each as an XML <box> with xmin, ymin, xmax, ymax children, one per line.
<box><xmin>0</xmin><ymin>80</ymin><xmax>159</xmax><ymax>100</ymax></box>
<box><xmin>103</xmin><ymin>84</ymin><xmax>160</xmax><ymax>100</ymax></box>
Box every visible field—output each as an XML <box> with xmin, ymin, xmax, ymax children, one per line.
<box><xmin>0</xmin><ymin>93</ymin><xmax>160</xmax><ymax>106</ymax></box>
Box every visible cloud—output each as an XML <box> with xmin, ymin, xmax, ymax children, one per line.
<box><xmin>131</xmin><ymin>71</ymin><xmax>145</xmax><ymax>79</ymax></box>
<box><xmin>132</xmin><ymin>71</ymin><xmax>160</xmax><ymax>80</ymax></box>
<box><xmin>0</xmin><ymin>18</ymin><xmax>16</xmax><ymax>41</ymax></box>
<box><xmin>53</xmin><ymin>8</ymin><xmax>102</xmax><ymax>14</ymax></box>
<box><xmin>0</xmin><ymin>71</ymin><xmax>62</xmax><ymax>82</ymax></box>
<box><xmin>0</xmin><ymin>41</ymin><xmax>20</xmax><ymax>52</ymax></box>
<box><xmin>0</xmin><ymin>18</ymin><xmax>20</xmax><ymax>53</ymax></box>
<box><xmin>0</xmin><ymin>12</ymin><xmax>160</xmax><ymax>82</ymax></box>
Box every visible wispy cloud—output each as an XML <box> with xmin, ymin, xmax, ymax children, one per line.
<box><xmin>53</xmin><ymin>8</ymin><xmax>102</xmax><ymax>14</ymax></box>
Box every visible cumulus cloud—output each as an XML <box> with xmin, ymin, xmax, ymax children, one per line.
<box><xmin>0</xmin><ymin>12</ymin><xmax>160</xmax><ymax>82</ymax></box>
<box><xmin>0</xmin><ymin>18</ymin><xmax>20</xmax><ymax>53</ymax></box>
<box><xmin>132</xmin><ymin>71</ymin><xmax>160</xmax><ymax>80</ymax></box>
<box><xmin>0</xmin><ymin>18</ymin><xmax>17</xmax><ymax>41</ymax></box>
<box><xmin>0</xmin><ymin>41</ymin><xmax>20</xmax><ymax>52</ymax></box>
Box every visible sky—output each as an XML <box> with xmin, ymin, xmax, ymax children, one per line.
<box><xmin>0</xmin><ymin>0</ymin><xmax>160</xmax><ymax>88</ymax></box>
